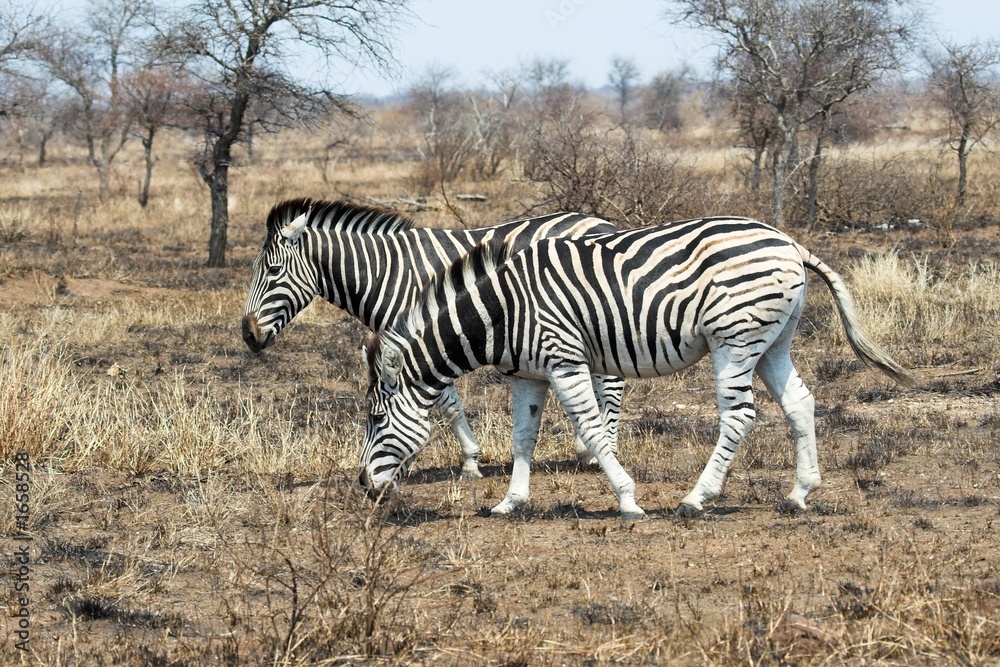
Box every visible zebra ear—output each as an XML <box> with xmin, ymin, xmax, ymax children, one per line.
<box><xmin>362</xmin><ymin>334</ymin><xmax>381</xmax><ymax>384</ymax></box>
<box><xmin>381</xmin><ymin>342</ymin><xmax>403</xmax><ymax>383</ymax></box>
<box><xmin>279</xmin><ymin>212</ymin><xmax>309</xmax><ymax>242</ymax></box>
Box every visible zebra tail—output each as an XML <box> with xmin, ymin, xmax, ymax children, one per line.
<box><xmin>796</xmin><ymin>243</ymin><xmax>918</xmax><ymax>388</ymax></box>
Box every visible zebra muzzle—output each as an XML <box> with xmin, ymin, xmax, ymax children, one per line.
<box><xmin>359</xmin><ymin>469</ymin><xmax>399</xmax><ymax>503</ymax></box>
<box><xmin>241</xmin><ymin>314</ymin><xmax>273</xmax><ymax>353</ymax></box>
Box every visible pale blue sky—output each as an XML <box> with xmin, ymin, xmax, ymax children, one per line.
<box><xmin>51</xmin><ymin>0</ymin><xmax>999</xmax><ymax>97</ymax></box>
<box><xmin>338</xmin><ymin>0</ymin><xmax>1000</xmax><ymax>98</ymax></box>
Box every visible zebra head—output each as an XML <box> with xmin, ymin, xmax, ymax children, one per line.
<box><xmin>242</xmin><ymin>207</ymin><xmax>319</xmax><ymax>353</ymax></box>
<box><xmin>358</xmin><ymin>333</ymin><xmax>432</xmax><ymax>495</ymax></box>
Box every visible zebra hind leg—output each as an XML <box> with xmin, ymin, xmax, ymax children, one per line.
<box><xmin>756</xmin><ymin>338</ymin><xmax>820</xmax><ymax>513</ymax></box>
<box><xmin>491</xmin><ymin>378</ymin><xmax>548</xmax><ymax>516</ymax></box>
<box><xmin>677</xmin><ymin>347</ymin><xmax>759</xmax><ymax>518</ymax></box>
<box><xmin>437</xmin><ymin>384</ymin><xmax>484</xmax><ymax>480</ymax></box>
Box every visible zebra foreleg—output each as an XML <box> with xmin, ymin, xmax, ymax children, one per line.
<box><xmin>548</xmin><ymin>368</ymin><xmax>644</xmax><ymax>521</ymax></box>
<box><xmin>491</xmin><ymin>378</ymin><xmax>548</xmax><ymax>516</ymax></box>
<box><xmin>437</xmin><ymin>384</ymin><xmax>483</xmax><ymax>480</ymax></box>
<box><xmin>756</xmin><ymin>343</ymin><xmax>820</xmax><ymax>512</ymax></box>
<box><xmin>677</xmin><ymin>348</ymin><xmax>759</xmax><ymax>518</ymax></box>
<box><xmin>571</xmin><ymin>375</ymin><xmax>624</xmax><ymax>466</ymax></box>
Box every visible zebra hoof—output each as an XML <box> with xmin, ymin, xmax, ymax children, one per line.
<box><xmin>620</xmin><ymin>510</ymin><xmax>646</xmax><ymax>523</ymax></box>
<box><xmin>674</xmin><ymin>503</ymin><xmax>702</xmax><ymax>519</ymax></box>
<box><xmin>490</xmin><ymin>498</ymin><xmax>519</xmax><ymax>516</ymax></box>
<box><xmin>777</xmin><ymin>498</ymin><xmax>804</xmax><ymax>514</ymax></box>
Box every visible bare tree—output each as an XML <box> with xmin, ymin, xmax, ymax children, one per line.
<box><xmin>408</xmin><ymin>65</ymin><xmax>474</xmax><ymax>189</ymax></box>
<box><xmin>667</xmin><ymin>0</ymin><xmax>918</xmax><ymax>225</ymax></box>
<box><xmin>6</xmin><ymin>75</ymin><xmax>65</xmax><ymax>166</ymax></box>
<box><xmin>925</xmin><ymin>40</ymin><xmax>1000</xmax><ymax>207</ymax></box>
<box><xmin>169</xmin><ymin>0</ymin><xmax>410</xmax><ymax>267</ymax></box>
<box><xmin>642</xmin><ymin>67</ymin><xmax>690</xmax><ymax>132</ymax></box>
<box><xmin>122</xmin><ymin>66</ymin><xmax>195</xmax><ymax>206</ymax></box>
<box><xmin>0</xmin><ymin>1</ymin><xmax>50</xmax><ymax>117</ymax></box>
<box><xmin>525</xmin><ymin>56</ymin><xmax>580</xmax><ymax>116</ymax></box>
<box><xmin>725</xmin><ymin>66</ymin><xmax>777</xmax><ymax>195</ymax></box>
<box><xmin>608</xmin><ymin>55</ymin><xmax>640</xmax><ymax>125</ymax></box>
<box><xmin>468</xmin><ymin>66</ymin><xmax>525</xmax><ymax>179</ymax></box>
<box><xmin>40</xmin><ymin>0</ymin><xmax>156</xmax><ymax>202</ymax></box>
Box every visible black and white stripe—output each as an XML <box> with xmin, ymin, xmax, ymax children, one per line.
<box><xmin>360</xmin><ymin>216</ymin><xmax>915</xmax><ymax>518</ymax></box>
<box><xmin>241</xmin><ymin>198</ymin><xmax>623</xmax><ymax>478</ymax></box>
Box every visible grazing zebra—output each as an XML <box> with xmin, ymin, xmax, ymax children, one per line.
<box><xmin>240</xmin><ymin>198</ymin><xmax>624</xmax><ymax>479</ymax></box>
<box><xmin>359</xmin><ymin>216</ymin><xmax>915</xmax><ymax>519</ymax></box>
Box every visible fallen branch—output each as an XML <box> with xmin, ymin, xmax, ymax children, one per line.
<box><xmin>337</xmin><ymin>192</ymin><xmax>440</xmax><ymax>212</ymax></box>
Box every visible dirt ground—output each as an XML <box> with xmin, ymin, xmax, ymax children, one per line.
<box><xmin>2</xmin><ymin>216</ymin><xmax>1000</xmax><ymax>665</ymax></box>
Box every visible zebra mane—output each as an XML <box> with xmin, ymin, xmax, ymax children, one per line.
<box><xmin>401</xmin><ymin>239</ymin><xmax>514</xmax><ymax>334</ymax></box>
<box><xmin>264</xmin><ymin>197</ymin><xmax>414</xmax><ymax>244</ymax></box>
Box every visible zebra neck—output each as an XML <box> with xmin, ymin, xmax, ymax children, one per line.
<box><xmin>315</xmin><ymin>229</ymin><xmax>488</xmax><ymax>332</ymax></box>
<box><xmin>313</xmin><ymin>232</ymin><xmax>426</xmax><ymax>330</ymax></box>
<box><xmin>411</xmin><ymin>277</ymin><xmax>506</xmax><ymax>381</ymax></box>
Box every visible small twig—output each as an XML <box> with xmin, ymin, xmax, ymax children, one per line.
<box><xmin>438</xmin><ymin>182</ymin><xmax>468</xmax><ymax>228</ymax></box>
<box><xmin>929</xmin><ymin>367</ymin><xmax>984</xmax><ymax>378</ymax></box>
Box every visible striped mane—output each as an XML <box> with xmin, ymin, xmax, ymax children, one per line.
<box><xmin>401</xmin><ymin>239</ymin><xmax>513</xmax><ymax>334</ymax></box>
<box><xmin>264</xmin><ymin>197</ymin><xmax>414</xmax><ymax>244</ymax></box>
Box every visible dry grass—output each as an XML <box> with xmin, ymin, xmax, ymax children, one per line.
<box><xmin>1</xmin><ymin>110</ymin><xmax>999</xmax><ymax>665</ymax></box>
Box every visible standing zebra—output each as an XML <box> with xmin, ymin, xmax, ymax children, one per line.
<box><xmin>241</xmin><ymin>198</ymin><xmax>623</xmax><ymax>479</ymax></box>
<box><xmin>360</xmin><ymin>216</ymin><xmax>916</xmax><ymax>519</ymax></box>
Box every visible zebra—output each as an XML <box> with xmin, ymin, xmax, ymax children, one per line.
<box><xmin>240</xmin><ymin>198</ymin><xmax>624</xmax><ymax>479</ymax></box>
<box><xmin>359</xmin><ymin>216</ymin><xmax>916</xmax><ymax>519</ymax></box>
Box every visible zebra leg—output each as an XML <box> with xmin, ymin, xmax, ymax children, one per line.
<box><xmin>437</xmin><ymin>384</ymin><xmax>484</xmax><ymax>480</ymax></box>
<box><xmin>548</xmin><ymin>368</ymin><xmax>644</xmax><ymax>520</ymax></box>
<box><xmin>571</xmin><ymin>375</ymin><xmax>624</xmax><ymax>466</ymax></box>
<box><xmin>491</xmin><ymin>378</ymin><xmax>548</xmax><ymax>516</ymax></box>
<box><xmin>756</xmin><ymin>335</ymin><xmax>820</xmax><ymax>512</ymax></box>
<box><xmin>596</xmin><ymin>375</ymin><xmax>623</xmax><ymax>455</ymax></box>
<box><xmin>677</xmin><ymin>347</ymin><xmax>759</xmax><ymax>518</ymax></box>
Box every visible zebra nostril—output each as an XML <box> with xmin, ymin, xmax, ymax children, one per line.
<box><xmin>358</xmin><ymin>469</ymin><xmax>370</xmax><ymax>488</ymax></box>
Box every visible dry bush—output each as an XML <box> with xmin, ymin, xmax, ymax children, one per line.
<box><xmin>403</xmin><ymin>68</ymin><xmax>521</xmax><ymax>194</ymax></box>
<box><xmin>212</xmin><ymin>481</ymin><xmax>440</xmax><ymax>663</ymax></box>
<box><xmin>792</xmin><ymin>153</ymin><xmax>953</xmax><ymax>229</ymax></box>
<box><xmin>521</xmin><ymin>107</ymin><xmax>706</xmax><ymax>226</ymax></box>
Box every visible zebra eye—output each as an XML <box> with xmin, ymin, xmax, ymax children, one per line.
<box><xmin>367</xmin><ymin>395</ymin><xmax>385</xmax><ymax>418</ymax></box>
<box><xmin>267</xmin><ymin>265</ymin><xmax>282</xmax><ymax>277</ymax></box>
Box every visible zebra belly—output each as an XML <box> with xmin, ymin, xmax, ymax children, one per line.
<box><xmin>494</xmin><ymin>329</ymin><xmax>710</xmax><ymax>382</ymax></box>
<box><xmin>584</xmin><ymin>330</ymin><xmax>710</xmax><ymax>379</ymax></box>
